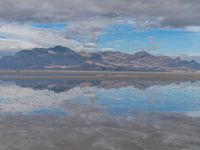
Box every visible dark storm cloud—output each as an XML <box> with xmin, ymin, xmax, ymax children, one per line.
<box><xmin>0</xmin><ymin>0</ymin><xmax>200</xmax><ymax>28</ymax></box>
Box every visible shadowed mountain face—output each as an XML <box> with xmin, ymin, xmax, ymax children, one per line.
<box><xmin>0</xmin><ymin>46</ymin><xmax>200</xmax><ymax>71</ymax></box>
<box><xmin>0</xmin><ymin>46</ymin><xmax>87</xmax><ymax>69</ymax></box>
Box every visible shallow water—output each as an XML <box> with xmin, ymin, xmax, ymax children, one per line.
<box><xmin>0</xmin><ymin>79</ymin><xmax>200</xmax><ymax>150</ymax></box>
<box><xmin>1</xmin><ymin>79</ymin><xmax>200</xmax><ymax>117</ymax></box>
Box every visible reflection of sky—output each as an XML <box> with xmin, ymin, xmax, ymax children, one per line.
<box><xmin>94</xmin><ymin>85</ymin><xmax>200</xmax><ymax>116</ymax></box>
<box><xmin>0</xmin><ymin>81</ymin><xmax>200</xmax><ymax>117</ymax></box>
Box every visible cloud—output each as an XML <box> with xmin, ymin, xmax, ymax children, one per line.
<box><xmin>0</xmin><ymin>23</ymin><xmax>83</xmax><ymax>52</ymax></box>
<box><xmin>0</xmin><ymin>0</ymin><xmax>200</xmax><ymax>52</ymax></box>
<box><xmin>185</xmin><ymin>26</ymin><xmax>200</xmax><ymax>32</ymax></box>
<box><xmin>84</xmin><ymin>43</ymin><xmax>97</xmax><ymax>48</ymax></box>
<box><xmin>0</xmin><ymin>39</ymin><xmax>37</xmax><ymax>52</ymax></box>
<box><xmin>101</xmin><ymin>48</ymin><xmax>115</xmax><ymax>51</ymax></box>
<box><xmin>0</xmin><ymin>0</ymin><xmax>200</xmax><ymax>28</ymax></box>
<box><xmin>176</xmin><ymin>54</ymin><xmax>200</xmax><ymax>63</ymax></box>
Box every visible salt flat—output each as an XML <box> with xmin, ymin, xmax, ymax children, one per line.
<box><xmin>1</xmin><ymin>113</ymin><xmax>200</xmax><ymax>150</ymax></box>
<box><xmin>0</xmin><ymin>70</ymin><xmax>200</xmax><ymax>80</ymax></box>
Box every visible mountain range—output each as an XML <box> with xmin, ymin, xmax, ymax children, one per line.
<box><xmin>0</xmin><ymin>46</ymin><xmax>200</xmax><ymax>71</ymax></box>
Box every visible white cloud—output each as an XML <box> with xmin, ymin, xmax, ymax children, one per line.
<box><xmin>0</xmin><ymin>0</ymin><xmax>199</xmax><ymax>52</ymax></box>
<box><xmin>101</xmin><ymin>48</ymin><xmax>114</xmax><ymax>51</ymax></box>
<box><xmin>0</xmin><ymin>39</ymin><xmax>38</xmax><ymax>52</ymax></box>
<box><xmin>0</xmin><ymin>23</ymin><xmax>84</xmax><ymax>52</ymax></box>
<box><xmin>185</xmin><ymin>26</ymin><xmax>200</xmax><ymax>32</ymax></box>
<box><xmin>84</xmin><ymin>43</ymin><xmax>97</xmax><ymax>49</ymax></box>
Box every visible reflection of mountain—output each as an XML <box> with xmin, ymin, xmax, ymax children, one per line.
<box><xmin>13</xmin><ymin>80</ymin><xmax>101</xmax><ymax>93</ymax></box>
<box><xmin>4</xmin><ymin>79</ymin><xmax>196</xmax><ymax>93</ymax></box>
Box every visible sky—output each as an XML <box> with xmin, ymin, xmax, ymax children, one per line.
<box><xmin>0</xmin><ymin>0</ymin><xmax>200</xmax><ymax>56</ymax></box>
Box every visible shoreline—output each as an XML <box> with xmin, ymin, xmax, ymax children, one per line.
<box><xmin>0</xmin><ymin>70</ymin><xmax>200</xmax><ymax>80</ymax></box>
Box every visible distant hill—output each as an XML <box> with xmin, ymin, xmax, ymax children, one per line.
<box><xmin>0</xmin><ymin>46</ymin><xmax>200</xmax><ymax>71</ymax></box>
<box><xmin>98</xmin><ymin>51</ymin><xmax>200</xmax><ymax>71</ymax></box>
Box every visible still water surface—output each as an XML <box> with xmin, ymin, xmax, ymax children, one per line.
<box><xmin>0</xmin><ymin>79</ymin><xmax>200</xmax><ymax>150</ymax></box>
<box><xmin>0</xmin><ymin>79</ymin><xmax>200</xmax><ymax>116</ymax></box>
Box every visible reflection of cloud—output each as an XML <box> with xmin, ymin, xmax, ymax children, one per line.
<box><xmin>1</xmin><ymin>80</ymin><xmax>200</xmax><ymax>118</ymax></box>
<box><xmin>0</xmin><ymin>82</ymin><xmax>84</xmax><ymax>113</ymax></box>
<box><xmin>185</xmin><ymin>111</ymin><xmax>200</xmax><ymax>117</ymax></box>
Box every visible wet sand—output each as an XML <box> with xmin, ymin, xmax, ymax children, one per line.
<box><xmin>0</xmin><ymin>113</ymin><xmax>200</xmax><ymax>150</ymax></box>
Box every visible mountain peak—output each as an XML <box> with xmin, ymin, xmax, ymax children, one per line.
<box><xmin>54</xmin><ymin>45</ymin><xmax>68</xmax><ymax>50</ymax></box>
<box><xmin>30</xmin><ymin>46</ymin><xmax>77</xmax><ymax>56</ymax></box>
<box><xmin>134</xmin><ymin>51</ymin><xmax>152</xmax><ymax>57</ymax></box>
<box><xmin>50</xmin><ymin>46</ymin><xmax>73</xmax><ymax>53</ymax></box>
